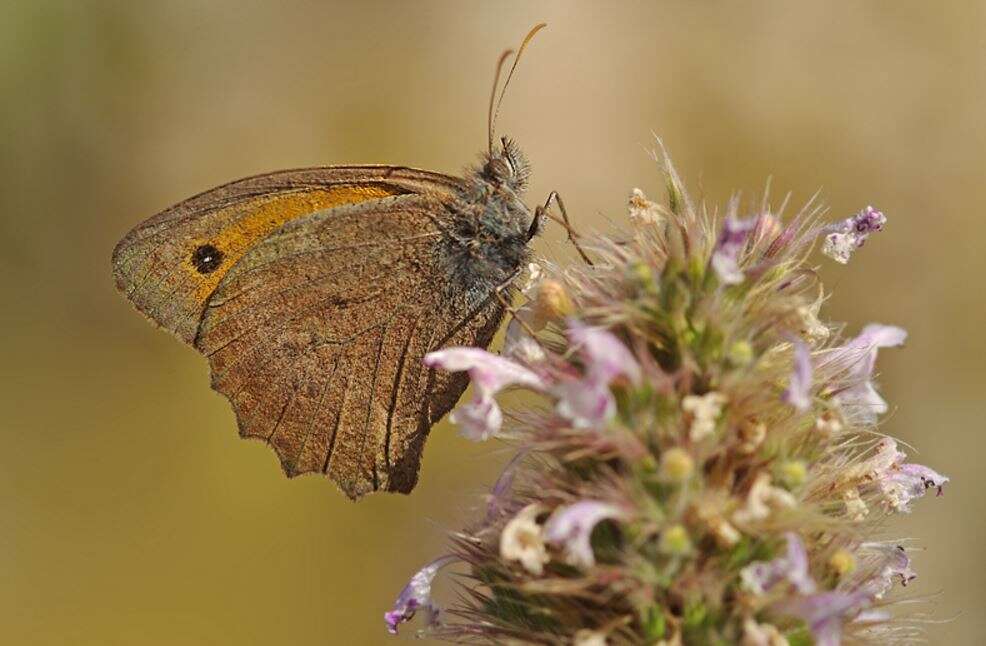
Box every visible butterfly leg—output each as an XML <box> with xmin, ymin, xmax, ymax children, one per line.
<box><xmin>531</xmin><ymin>191</ymin><xmax>594</xmax><ymax>266</ymax></box>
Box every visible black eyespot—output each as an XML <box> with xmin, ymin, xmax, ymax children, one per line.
<box><xmin>191</xmin><ymin>244</ymin><xmax>223</xmax><ymax>274</ymax></box>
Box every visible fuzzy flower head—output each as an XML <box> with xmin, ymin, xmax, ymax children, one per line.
<box><xmin>392</xmin><ymin>150</ymin><xmax>948</xmax><ymax>645</ymax></box>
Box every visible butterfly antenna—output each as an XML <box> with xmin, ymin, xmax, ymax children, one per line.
<box><xmin>488</xmin><ymin>48</ymin><xmax>515</xmax><ymax>154</ymax></box>
<box><xmin>489</xmin><ymin>22</ymin><xmax>547</xmax><ymax>152</ymax></box>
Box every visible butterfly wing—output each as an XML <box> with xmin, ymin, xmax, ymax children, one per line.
<box><xmin>194</xmin><ymin>194</ymin><xmax>505</xmax><ymax>499</ymax></box>
<box><xmin>112</xmin><ymin>166</ymin><xmax>463</xmax><ymax>343</ymax></box>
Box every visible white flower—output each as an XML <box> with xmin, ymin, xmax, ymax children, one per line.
<box><xmin>504</xmin><ymin>315</ymin><xmax>547</xmax><ymax>363</ymax></box>
<box><xmin>822</xmin><ymin>232</ymin><xmax>858</xmax><ymax>265</ymax></box>
<box><xmin>682</xmin><ymin>392</ymin><xmax>727</xmax><ymax>441</ymax></box>
<box><xmin>742</xmin><ymin>618</ymin><xmax>789</xmax><ymax>646</ymax></box>
<box><xmin>733</xmin><ymin>472</ymin><xmax>797</xmax><ymax>525</ymax></box>
<box><xmin>504</xmin><ymin>273</ymin><xmax>570</xmax><ymax>364</ymax></box>
<box><xmin>500</xmin><ymin>504</ymin><xmax>550</xmax><ymax>575</ymax></box>
<box><xmin>814</xmin><ymin>411</ymin><xmax>843</xmax><ymax>435</ymax></box>
<box><xmin>710</xmin><ymin>517</ymin><xmax>741</xmax><ymax>548</ymax></box>
<box><xmin>521</xmin><ymin>262</ymin><xmax>543</xmax><ymax>295</ymax></box>
<box><xmin>737</xmin><ymin>418</ymin><xmax>767</xmax><ymax>454</ymax></box>
<box><xmin>797</xmin><ymin>292</ymin><xmax>829</xmax><ymax>340</ymax></box>
<box><xmin>574</xmin><ymin>629</ymin><xmax>609</xmax><ymax>646</ymax></box>
<box><xmin>693</xmin><ymin>500</ymin><xmax>741</xmax><ymax>548</ymax></box>
<box><xmin>842</xmin><ymin>488</ymin><xmax>869</xmax><ymax>522</ymax></box>
<box><xmin>628</xmin><ymin>188</ymin><xmax>662</xmax><ymax>224</ymax></box>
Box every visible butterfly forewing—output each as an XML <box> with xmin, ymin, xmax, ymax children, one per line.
<box><xmin>111</xmin><ymin>166</ymin><xmax>463</xmax><ymax>343</ymax></box>
<box><xmin>195</xmin><ymin>195</ymin><xmax>505</xmax><ymax>498</ymax></box>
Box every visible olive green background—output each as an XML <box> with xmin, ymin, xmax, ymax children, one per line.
<box><xmin>2</xmin><ymin>1</ymin><xmax>981</xmax><ymax>644</ymax></box>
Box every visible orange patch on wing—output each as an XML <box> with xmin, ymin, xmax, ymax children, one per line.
<box><xmin>186</xmin><ymin>184</ymin><xmax>400</xmax><ymax>301</ymax></box>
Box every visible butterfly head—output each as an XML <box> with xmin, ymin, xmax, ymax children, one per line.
<box><xmin>481</xmin><ymin>136</ymin><xmax>530</xmax><ymax>193</ymax></box>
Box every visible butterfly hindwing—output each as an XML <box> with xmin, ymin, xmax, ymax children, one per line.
<box><xmin>194</xmin><ymin>194</ymin><xmax>505</xmax><ymax>498</ymax></box>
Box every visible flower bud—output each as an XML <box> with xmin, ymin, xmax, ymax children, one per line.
<box><xmin>778</xmin><ymin>460</ymin><xmax>807</xmax><ymax>488</ymax></box>
<box><xmin>659</xmin><ymin>447</ymin><xmax>694</xmax><ymax>482</ymax></box>
<box><xmin>658</xmin><ymin>524</ymin><xmax>692</xmax><ymax>556</ymax></box>
<box><xmin>534</xmin><ymin>279</ymin><xmax>574</xmax><ymax>324</ymax></box>
<box><xmin>828</xmin><ymin>549</ymin><xmax>856</xmax><ymax>576</ymax></box>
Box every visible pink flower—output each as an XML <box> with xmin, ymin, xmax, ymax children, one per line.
<box><xmin>782</xmin><ymin>339</ymin><xmax>813</xmax><ymax>411</ymax></box>
<box><xmin>544</xmin><ymin>500</ymin><xmax>626</xmax><ymax>569</ymax></box>
<box><xmin>712</xmin><ymin>216</ymin><xmax>758</xmax><ymax>284</ymax></box>
<box><xmin>775</xmin><ymin>589</ymin><xmax>872</xmax><ymax>646</ymax></box>
<box><xmin>555</xmin><ymin>321</ymin><xmax>641</xmax><ymax>428</ymax></box>
<box><xmin>867</xmin><ymin>438</ymin><xmax>948</xmax><ymax>512</ymax></box>
<box><xmin>765</xmin><ymin>537</ymin><xmax>913</xmax><ymax>646</ymax></box>
<box><xmin>860</xmin><ymin>542</ymin><xmax>917</xmax><ymax>597</ymax></box>
<box><xmin>822</xmin><ymin>206</ymin><xmax>886</xmax><ymax>264</ymax></box>
<box><xmin>424</xmin><ymin>348</ymin><xmax>546</xmax><ymax>440</ymax></box>
<box><xmin>741</xmin><ymin>532</ymin><xmax>816</xmax><ymax>595</ymax></box>
<box><xmin>485</xmin><ymin>449</ymin><xmax>528</xmax><ymax>523</ymax></box>
<box><xmin>384</xmin><ymin>555</ymin><xmax>457</xmax><ymax>635</ymax></box>
<box><xmin>826</xmin><ymin>324</ymin><xmax>907</xmax><ymax>424</ymax></box>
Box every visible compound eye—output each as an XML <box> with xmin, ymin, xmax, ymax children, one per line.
<box><xmin>499</xmin><ymin>137</ymin><xmax>518</xmax><ymax>176</ymax></box>
<box><xmin>486</xmin><ymin>157</ymin><xmax>511</xmax><ymax>179</ymax></box>
<box><xmin>502</xmin><ymin>153</ymin><xmax>515</xmax><ymax>176</ymax></box>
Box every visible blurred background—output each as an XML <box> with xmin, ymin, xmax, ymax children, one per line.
<box><xmin>1</xmin><ymin>1</ymin><xmax>982</xmax><ymax>644</ymax></box>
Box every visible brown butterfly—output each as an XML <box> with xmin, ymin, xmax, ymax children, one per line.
<box><xmin>112</xmin><ymin>24</ymin><xmax>585</xmax><ymax>499</ymax></box>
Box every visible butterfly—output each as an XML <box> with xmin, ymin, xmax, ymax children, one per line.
<box><xmin>111</xmin><ymin>24</ymin><xmax>586</xmax><ymax>499</ymax></box>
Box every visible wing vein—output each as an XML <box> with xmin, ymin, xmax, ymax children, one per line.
<box><xmin>383</xmin><ymin>312</ymin><xmax>423</xmax><ymax>477</ymax></box>
<box><xmin>289</xmin><ymin>359</ymin><xmax>337</xmax><ymax>475</ymax></box>
<box><xmin>362</xmin><ymin>318</ymin><xmax>391</xmax><ymax>492</ymax></box>
<box><xmin>206</xmin><ymin>232</ymin><xmax>440</xmax><ymax>308</ymax></box>
<box><xmin>323</xmin><ymin>362</ymin><xmax>351</xmax><ymax>475</ymax></box>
